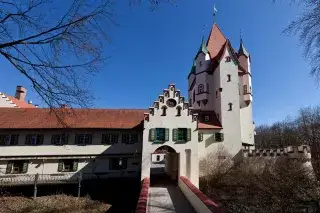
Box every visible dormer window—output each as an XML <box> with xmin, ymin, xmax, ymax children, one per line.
<box><xmin>176</xmin><ymin>106</ymin><xmax>182</xmax><ymax>116</ymax></box>
<box><xmin>204</xmin><ymin>116</ymin><xmax>210</xmax><ymax>122</ymax></box>
<box><xmin>227</xmin><ymin>74</ymin><xmax>231</xmax><ymax>82</ymax></box>
<box><xmin>226</xmin><ymin>56</ymin><xmax>231</xmax><ymax>62</ymax></box>
<box><xmin>228</xmin><ymin>103</ymin><xmax>233</xmax><ymax>111</ymax></box>
<box><xmin>161</xmin><ymin>106</ymin><xmax>167</xmax><ymax>116</ymax></box>
<box><xmin>198</xmin><ymin>84</ymin><xmax>204</xmax><ymax>94</ymax></box>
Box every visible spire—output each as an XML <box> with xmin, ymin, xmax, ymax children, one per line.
<box><xmin>213</xmin><ymin>3</ymin><xmax>218</xmax><ymax>23</ymax></box>
<box><xmin>238</xmin><ymin>34</ymin><xmax>250</xmax><ymax>58</ymax></box>
<box><xmin>197</xmin><ymin>36</ymin><xmax>209</xmax><ymax>55</ymax></box>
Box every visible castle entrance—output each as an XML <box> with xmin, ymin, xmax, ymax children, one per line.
<box><xmin>150</xmin><ymin>145</ymin><xmax>179</xmax><ymax>185</ymax></box>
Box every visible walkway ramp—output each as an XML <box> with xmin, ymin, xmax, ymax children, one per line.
<box><xmin>147</xmin><ymin>185</ymin><xmax>196</xmax><ymax>213</ymax></box>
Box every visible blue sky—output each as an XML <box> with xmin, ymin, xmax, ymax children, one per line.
<box><xmin>0</xmin><ymin>0</ymin><xmax>319</xmax><ymax>126</ymax></box>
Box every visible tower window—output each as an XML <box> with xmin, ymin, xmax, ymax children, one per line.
<box><xmin>206</xmin><ymin>83</ymin><xmax>209</xmax><ymax>92</ymax></box>
<box><xmin>176</xmin><ymin>106</ymin><xmax>182</xmax><ymax>116</ymax></box>
<box><xmin>217</xmin><ymin>113</ymin><xmax>220</xmax><ymax>120</ymax></box>
<box><xmin>161</xmin><ymin>106</ymin><xmax>167</xmax><ymax>116</ymax></box>
<box><xmin>227</xmin><ymin>74</ymin><xmax>231</xmax><ymax>82</ymax></box>
<box><xmin>198</xmin><ymin>84</ymin><xmax>204</xmax><ymax>94</ymax></box>
<box><xmin>199</xmin><ymin>61</ymin><xmax>203</xmax><ymax>67</ymax></box>
<box><xmin>156</xmin><ymin>155</ymin><xmax>160</xmax><ymax>161</ymax></box>
<box><xmin>226</xmin><ymin>56</ymin><xmax>231</xmax><ymax>62</ymax></box>
<box><xmin>228</xmin><ymin>103</ymin><xmax>233</xmax><ymax>111</ymax></box>
<box><xmin>204</xmin><ymin>116</ymin><xmax>210</xmax><ymax>122</ymax></box>
<box><xmin>243</xmin><ymin>85</ymin><xmax>248</xmax><ymax>94</ymax></box>
<box><xmin>216</xmin><ymin>91</ymin><xmax>218</xmax><ymax>98</ymax></box>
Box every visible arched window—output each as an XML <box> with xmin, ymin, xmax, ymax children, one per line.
<box><xmin>243</xmin><ymin>85</ymin><xmax>248</xmax><ymax>94</ymax></box>
<box><xmin>228</xmin><ymin>103</ymin><xmax>233</xmax><ymax>111</ymax></box>
<box><xmin>198</xmin><ymin>84</ymin><xmax>204</xmax><ymax>94</ymax></box>
<box><xmin>227</xmin><ymin>74</ymin><xmax>231</xmax><ymax>82</ymax></box>
<box><xmin>176</xmin><ymin>106</ymin><xmax>182</xmax><ymax>116</ymax></box>
<box><xmin>161</xmin><ymin>106</ymin><xmax>167</xmax><ymax>116</ymax></box>
<box><xmin>156</xmin><ymin>155</ymin><xmax>160</xmax><ymax>161</ymax></box>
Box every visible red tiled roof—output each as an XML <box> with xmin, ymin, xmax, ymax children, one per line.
<box><xmin>6</xmin><ymin>95</ymin><xmax>35</xmax><ymax>108</ymax></box>
<box><xmin>198</xmin><ymin>122</ymin><xmax>222</xmax><ymax>129</ymax></box>
<box><xmin>207</xmin><ymin>24</ymin><xmax>227</xmax><ymax>59</ymax></box>
<box><xmin>193</xmin><ymin>110</ymin><xmax>222</xmax><ymax>130</ymax></box>
<box><xmin>0</xmin><ymin>108</ymin><xmax>146</xmax><ymax>129</ymax></box>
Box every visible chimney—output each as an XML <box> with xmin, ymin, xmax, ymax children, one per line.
<box><xmin>15</xmin><ymin>86</ymin><xmax>27</xmax><ymax>101</ymax></box>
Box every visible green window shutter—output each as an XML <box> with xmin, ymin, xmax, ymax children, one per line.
<box><xmin>73</xmin><ymin>160</ymin><xmax>79</xmax><ymax>172</ymax></box>
<box><xmin>6</xmin><ymin>161</ymin><xmax>13</xmax><ymax>174</ymax></box>
<box><xmin>37</xmin><ymin>134</ymin><xmax>44</xmax><ymax>145</ymax></box>
<box><xmin>63</xmin><ymin>134</ymin><xmax>69</xmax><ymax>144</ymax></box>
<box><xmin>172</xmin><ymin>129</ymin><xmax>177</xmax><ymax>141</ymax></box>
<box><xmin>198</xmin><ymin>133</ymin><xmax>203</xmax><ymax>142</ymax></box>
<box><xmin>187</xmin><ymin>129</ymin><xmax>192</xmax><ymax>141</ymax></box>
<box><xmin>149</xmin><ymin>129</ymin><xmax>155</xmax><ymax>142</ymax></box>
<box><xmin>58</xmin><ymin>160</ymin><xmax>63</xmax><ymax>172</ymax></box>
<box><xmin>22</xmin><ymin>161</ymin><xmax>28</xmax><ymax>173</ymax></box>
<box><xmin>220</xmin><ymin>133</ymin><xmax>224</xmax><ymax>142</ymax></box>
<box><xmin>25</xmin><ymin>135</ymin><xmax>31</xmax><ymax>145</ymax></box>
<box><xmin>214</xmin><ymin>133</ymin><xmax>218</xmax><ymax>141</ymax></box>
<box><xmin>165</xmin><ymin>128</ymin><xmax>169</xmax><ymax>141</ymax></box>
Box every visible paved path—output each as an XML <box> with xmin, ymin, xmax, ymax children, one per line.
<box><xmin>147</xmin><ymin>185</ymin><xmax>196</xmax><ymax>213</ymax></box>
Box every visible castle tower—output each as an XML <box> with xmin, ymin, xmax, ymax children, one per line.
<box><xmin>188</xmin><ymin>23</ymin><xmax>243</xmax><ymax>157</ymax></box>
<box><xmin>238</xmin><ymin>38</ymin><xmax>255</xmax><ymax>147</ymax></box>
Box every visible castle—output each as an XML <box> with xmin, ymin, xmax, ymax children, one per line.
<box><xmin>0</xmin><ymin>23</ymin><xmax>311</xmax><ymax>188</ymax></box>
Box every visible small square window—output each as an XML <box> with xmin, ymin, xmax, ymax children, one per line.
<box><xmin>226</xmin><ymin>56</ymin><xmax>231</xmax><ymax>62</ymax></box>
<box><xmin>204</xmin><ymin>116</ymin><xmax>210</xmax><ymax>122</ymax></box>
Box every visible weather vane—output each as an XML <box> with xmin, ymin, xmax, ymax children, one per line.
<box><xmin>213</xmin><ymin>3</ymin><xmax>218</xmax><ymax>23</ymax></box>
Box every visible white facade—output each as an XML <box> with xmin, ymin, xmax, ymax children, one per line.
<box><xmin>141</xmin><ymin>84</ymin><xmax>199</xmax><ymax>187</ymax></box>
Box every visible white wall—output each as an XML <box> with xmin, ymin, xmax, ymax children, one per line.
<box><xmin>240</xmin><ymin>104</ymin><xmax>255</xmax><ymax>146</ymax></box>
<box><xmin>179</xmin><ymin>178</ymin><xmax>212</xmax><ymax>213</ymax></box>
<box><xmin>218</xmin><ymin>46</ymin><xmax>242</xmax><ymax>157</ymax></box>
<box><xmin>0</xmin><ymin>93</ymin><xmax>16</xmax><ymax>107</ymax></box>
<box><xmin>0</xmin><ymin>129</ymin><xmax>142</xmax><ymax>157</ymax></box>
<box><xmin>198</xmin><ymin>129</ymin><xmax>222</xmax><ymax>158</ymax></box>
<box><xmin>151</xmin><ymin>154</ymin><xmax>165</xmax><ymax>162</ymax></box>
<box><xmin>141</xmin><ymin>84</ymin><xmax>199</xmax><ymax>187</ymax></box>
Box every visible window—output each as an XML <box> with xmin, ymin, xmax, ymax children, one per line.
<box><xmin>161</xmin><ymin>106</ymin><xmax>167</xmax><ymax>116</ymax></box>
<box><xmin>226</xmin><ymin>56</ymin><xmax>231</xmax><ymax>62</ymax></box>
<box><xmin>109</xmin><ymin>158</ymin><xmax>127</xmax><ymax>170</ymax></box>
<box><xmin>149</xmin><ymin>128</ymin><xmax>169</xmax><ymax>142</ymax></box>
<box><xmin>51</xmin><ymin>133</ymin><xmax>69</xmax><ymax>145</ymax></box>
<box><xmin>58</xmin><ymin>159</ymin><xmax>78</xmax><ymax>172</ymax></box>
<box><xmin>217</xmin><ymin>113</ymin><xmax>220</xmax><ymax>120</ymax></box>
<box><xmin>177</xmin><ymin>128</ymin><xmax>188</xmax><ymax>141</ymax></box>
<box><xmin>206</xmin><ymin>83</ymin><xmax>209</xmax><ymax>92</ymax></box>
<box><xmin>199</xmin><ymin>61</ymin><xmax>203</xmax><ymax>67</ymax></box>
<box><xmin>122</xmin><ymin>133</ymin><xmax>138</xmax><ymax>144</ymax></box>
<box><xmin>156</xmin><ymin>155</ymin><xmax>160</xmax><ymax>161</ymax></box>
<box><xmin>214</xmin><ymin>133</ymin><xmax>224</xmax><ymax>142</ymax></box>
<box><xmin>198</xmin><ymin>84</ymin><xmax>204</xmax><ymax>94</ymax></box>
<box><xmin>6</xmin><ymin>160</ymin><xmax>28</xmax><ymax>174</ymax></box>
<box><xmin>204</xmin><ymin>116</ymin><xmax>210</xmax><ymax>122</ymax></box>
<box><xmin>228</xmin><ymin>103</ymin><xmax>233</xmax><ymax>111</ymax></box>
<box><xmin>75</xmin><ymin>134</ymin><xmax>92</xmax><ymax>145</ymax></box>
<box><xmin>243</xmin><ymin>85</ymin><xmax>248</xmax><ymax>94</ymax></box>
<box><xmin>155</xmin><ymin>128</ymin><xmax>166</xmax><ymax>142</ymax></box>
<box><xmin>102</xmin><ymin>133</ymin><xmax>119</xmax><ymax>144</ymax></box>
<box><xmin>0</xmin><ymin>135</ymin><xmax>19</xmax><ymax>146</ymax></box>
<box><xmin>216</xmin><ymin>91</ymin><xmax>218</xmax><ymax>98</ymax></box>
<box><xmin>25</xmin><ymin>134</ymin><xmax>44</xmax><ymax>145</ymax></box>
<box><xmin>198</xmin><ymin>132</ymin><xmax>203</xmax><ymax>142</ymax></box>
<box><xmin>172</xmin><ymin>128</ymin><xmax>191</xmax><ymax>142</ymax></box>
<box><xmin>227</xmin><ymin>74</ymin><xmax>231</xmax><ymax>82</ymax></box>
<box><xmin>176</xmin><ymin>106</ymin><xmax>182</xmax><ymax>116</ymax></box>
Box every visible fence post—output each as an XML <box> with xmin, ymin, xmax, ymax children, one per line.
<box><xmin>33</xmin><ymin>173</ymin><xmax>39</xmax><ymax>199</ymax></box>
<box><xmin>77</xmin><ymin>172</ymin><xmax>82</xmax><ymax>198</ymax></box>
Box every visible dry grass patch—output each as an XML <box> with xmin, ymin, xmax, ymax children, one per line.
<box><xmin>0</xmin><ymin>194</ymin><xmax>110</xmax><ymax>213</ymax></box>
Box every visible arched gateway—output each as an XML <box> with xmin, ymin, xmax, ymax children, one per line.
<box><xmin>141</xmin><ymin>84</ymin><xmax>199</xmax><ymax>187</ymax></box>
